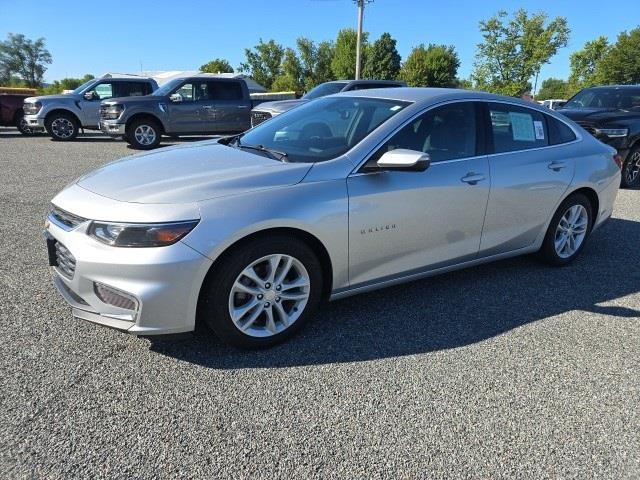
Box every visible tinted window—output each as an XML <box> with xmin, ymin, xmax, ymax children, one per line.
<box><xmin>488</xmin><ymin>103</ymin><xmax>548</xmax><ymax>153</ymax></box>
<box><xmin>302</xmin><ymin>82</ymin><xmax>348</xmax><ymax>100</ymax></box>
<box><xmin>565</xmin><ymin>88</ymin><xmax>640</xmax><ymax>109</ymax></box>
<box><xmin>210</xmin><ymin>81</ymin><xmax>243</xmax><ymax>100</ymax></box>
<box><xmin>116</xmin><ymin>82</ymin><xmax>152</xmax><ymax>97</ymax></box>
<box><xmin>350</xmin><ymin>83</ymin><xmax>401</xmax><ymax>91</ymax></box>
<box><xmin>236</xmin><ymin>96</ymin><xmax>409</xmax><ymax>163</ymax></box>
<box><xmin>374</xmin><ymin>102</ymin><xmax>477</xmax><ymax>163</ymax></box>
<box><xmin>547</xmin><ymin>116</ymin><xmax>576</xmax><ymax>145</ymax></box>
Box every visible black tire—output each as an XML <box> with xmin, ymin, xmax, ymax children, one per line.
<box><xmin>199</xmin><ymin>235</ymin><xmax>324</xmax><ymax>348</ymax></box>
<box><xmin>126</xmin><ymin>118</ymin><xmax>161</xmax><ymax>150</ymax></box>
<box><xmin>621</xmin><ymin>146</ymin><xmax>640</xmax><ymax>188</ymax></box>
<box><xmin>539</xmin><ymin>192</ymin><xmax>593</xmax><ymax>266</ymax></box>
<box><xmin>45</xmin><ymin>111</ymin><xmax>79</xmax><ymax>141</ymax></box>
<box><xmin>15</xmin><ymin>110</ymin><xmax>34</xmax><ymax>135</ymax></box>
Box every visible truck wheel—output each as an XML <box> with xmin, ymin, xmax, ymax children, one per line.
<box><xmin>15</xmin><ymin>111</ymin><xmax>34</xmax><ymax>135</ymax></box>
<box><xmin>127</xmin><ymin>118</ymin><xmax>161</xmax><ymax>150</ymax></box>
<box><xmin>621</xmin><ymin>146</ymin><xmax>640</xmax><ymax>188</ymax></box>
<box><xmin>45</xmin><ymin>112</ymin><xmax>79</xmax><ymax>141</ymax></box>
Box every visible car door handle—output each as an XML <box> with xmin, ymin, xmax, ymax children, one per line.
<box><xmin>461</xmin><ymin>173</ymin><xmax>485</xmax><ymax>185</ymax></box>
<box><xmin>548</xmin><ymin>161</ymin><xmax>567</xmax><ymax>171</ymax></box>
<box><xmin>237</xmin><ymin>105</ymin><xmax>249</xmax><ymax>109</ymax></box>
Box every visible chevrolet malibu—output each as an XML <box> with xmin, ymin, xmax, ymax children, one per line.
<box><xmin>46</xmin><ymin>88</ymin><xmax>621</xmax><ymax>348</ymax></box>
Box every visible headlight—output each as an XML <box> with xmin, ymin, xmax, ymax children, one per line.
<box><xmin>595</xmin><ymin>128</ymin><xmax>629</xmax><ymax>138</ymax></box>
<box><xmin>88</xmin><ymin>220</ymin><xmax>199</xmax><ymax>247</ymax></box>
<box><xmin>23</xmin><ymin>101</ymin><xmax>42</xmax><ymax>115</ymax></box>
<box><xmin>101</xmin><ymin>104</ymin><xmax>124</xmax><ymax>120</ymax></box>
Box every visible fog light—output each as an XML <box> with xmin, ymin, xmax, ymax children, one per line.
<box><xmin>94</xmin><ymin>282</ymin><xmax>138</xmax><ymax>311</ymax></box>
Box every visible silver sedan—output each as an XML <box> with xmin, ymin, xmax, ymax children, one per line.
<box><xmin>46</xmin><ymin>88</ymin><xmax>621</xmax><ymax>348</ymax></box>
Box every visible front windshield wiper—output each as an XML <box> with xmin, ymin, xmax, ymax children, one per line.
<box><xmin>235</xmin><ymin>141</ymin><xmax>289</xmax><ymax>162</ymax></box>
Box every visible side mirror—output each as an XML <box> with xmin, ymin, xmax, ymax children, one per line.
<box><xmin>377</xmin><ymin>149</ymin><xmax>430</xmax><ymax>172</ymax></box>
<box><xmin>84</xmin><ymin>91</ymin><xmax>97</xmax><ymax>101</ymax></box>
<box><xmin>169</xmin><ymin>93</ymin><xmax>182</xmax><ymax>103</ymax></box>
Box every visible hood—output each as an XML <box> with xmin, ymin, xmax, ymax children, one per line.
<box><xmin>25</xmin><ymin>93</ymin><xmax>79</xmax><ymax>104</ymax></box>
<box><xmin>103</xmin><ymin>95</ymin><xmax>158</xmax><ymax>106</ymax></box>
<box><xmin>76</xmin><ymin>140</ymin><xmax>312</xmax><ymax>204</ymax></box>
<box><xmin>558</xmin><ymin>107</ymin><xmax>640</xmax><ymax>124</ymax></box>
<box><xmin>255</xmin><ymin>99</ymin><xmax>308</xmax><ymax>114</ymax></box>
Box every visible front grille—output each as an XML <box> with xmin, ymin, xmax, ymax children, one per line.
<box><xmin>576</xmin><ymin>121</ymin><xmax>596</xmax><ymax>136</ymax></box>
<box><xmin>49</xmin><ymin>205</ymin><xmax>86</xmax><ymax>230</ymax></box>
<box><xmin>251</xmin><ymin>111</ymin><xmax>272</xmax><ymax>128</ymax></box>
<box><xmin>55</xmin><ymin>241</ymin><xmax>76</xmax><ymax>279</ymax></box>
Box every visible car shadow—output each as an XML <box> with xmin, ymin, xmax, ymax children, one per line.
<box><xmin>149</xmin><ymin>217</ymin><xmax>640</xmax><ymax>368</ymax></box>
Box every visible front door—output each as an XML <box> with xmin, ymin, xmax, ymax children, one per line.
<box><xmin>479</xmin><ymin>102</ymin><xmax>575</xmax><ymax>255</ymax></box>
<box><xmin>166</xmin><ymin>81</ymin><xmax>212</xmax><ymax>133</ymax></box>
<box><xmin>347</xmin><ymin>101</ymin><xmax>490</xmax><ymax>287</ymax></box>
<box><xmin>81</xmin><ymin>81</ymin><xmax>114</xmax><ymax>127</ymax></box>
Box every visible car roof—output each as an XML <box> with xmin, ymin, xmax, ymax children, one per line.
<box><xmin>334</xmin><ymin>87</ymin><xmax>548</xmax><ymax>110</ymax></box>
<box><xmin>585</xmin><ymin>85</ymin><xmax>640</xmax><ymax>89</ymax></box>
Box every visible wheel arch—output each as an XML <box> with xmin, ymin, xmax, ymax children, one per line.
<box><xmin>567</xmin><ymin>186</ymin><xmax>600</xmax><ymax>224</ymax></box>
<box><xmin>45</xmin><ymin>108</ymin><xmax>80</xmax><ymax>126</ymax></box>
<box><xmin>126</xmin><ymin>113</ymin><xmax>165</xmax><ymax>135</ymax></box>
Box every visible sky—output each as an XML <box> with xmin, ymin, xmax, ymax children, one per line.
<box><xmin>1</xmin><ymin>0</ymin><xmax>638</xmax><ymax>90</ymax></box>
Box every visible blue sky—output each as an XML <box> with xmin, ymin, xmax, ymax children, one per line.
<box><xmin>1</xmin><ymin>0</ymin><xmax>637</xmax><ymax>89</ymax></box>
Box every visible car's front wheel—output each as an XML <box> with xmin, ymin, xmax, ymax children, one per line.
<box><xmin>621</xmin><ymin>146</ymin><xmax>640</xmax><ymax>188</ymax></box>
<box><xmin>126</xmin><ymin>118</ymin><xmax>161</xmax><ymax>150</ymax></box>
<box><xmin>539</xmin><ymin>192</ymin><xmax>593</xmax><ymax>266</ymax></box>
<box><xmin>199</xmin><ymin>236</ymin><xmax>323</xmax><ymax>348</ymax></box>
<box><xmin>45</xmin><ymin>112</ymin><xmax>79</xmax><ymax>141</ymax></box>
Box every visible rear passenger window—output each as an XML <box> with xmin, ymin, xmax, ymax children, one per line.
<box><xmin>116</xmin><ymin>82</ymin><xmax>151</xmax><ymax>97</ymax></box>
<box><xmin>488</xmin><ymin>103</ymin><xmax>548</xmax><ymax>153</ymax></box>
<box><xmin>547</xmin><ymin>116</ymin><xmax>577</xmax><ymax>145</ymax></box>
<box><xmin>210</xmin><ymin>81</ymin><xmax>243</xmax><ymax>100</ymax></box>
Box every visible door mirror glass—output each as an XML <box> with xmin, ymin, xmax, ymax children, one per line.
<box><xmin>83</xmin><ymin>91</ymin><xmax>97</xmax><ymax>101</ymax></box>
<box><xmin>377</xmin><ymin>149</ymin><xmax>430</xmax><ymax>172</ymax></box>
<box><xmin>169</xmin><ymin>93</ymin><xmax>183</xmax><ymax>103</ymax></box>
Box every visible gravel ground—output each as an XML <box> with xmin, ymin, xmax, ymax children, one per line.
<box><xmin>0</xmin><ymin>127</ymin><xmax>639</xmax><ymax>479</ymax></box>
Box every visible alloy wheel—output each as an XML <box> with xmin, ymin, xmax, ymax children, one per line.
<box><xmin>19</xmin><ymin>117</ymin><xmax>33</xmax><ymax>134</ymax></box>
<box><xmin>624</xmin><ymin>151</ymin><xmax>640</xmax><ymax>185</ymax></box>
<box><xmin>51</xmin><ymin>118</ymin><xmax>75</xmax><ymax>139</ymax></box>
<box><xmin>228</xmin><ymin>254</ymin><xmax>311</xmax><ymax>338</ymax></box>
<box><xmin>134</xmin><ymin>125</ymin><xmax>157</xmax><ymax>146</ymax></box>
<box><xmin>554</xmin><ymin>204</ymin><xmax>588</xmax><ymax>258</ymax></box>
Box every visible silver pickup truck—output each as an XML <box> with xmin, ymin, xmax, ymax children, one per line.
<box><xmin>100</xmin><ymin>75</ymin><xmax>253</xmax><ymax>149</ymax></box>
<box><xmin>250</xmin><ymin>79</ymin><xmax>406</xmax><ymax>127</ymax></box>
<box><xmin>23</xmin><ymin>74</ymin><xmax>158</xmax><ymax>141</ymax></box>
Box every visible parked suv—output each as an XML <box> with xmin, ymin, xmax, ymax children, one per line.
<box><xmin>0</xmin><ymin>93</ymin><xmax>33</xmax><ymax>134</ymax></box>
<box><xmin>559</xmin><ymin>85</ymin><xmax>640</xmax><ymax>187</ymax></box>
<box><xmin>100</xmin><ymin>75</ymin><xmax>253</xmax><ymax>149</ymax></box>
<box><xmin>250</xmin><ymin>80</ymin><xmax>406</xmax><ymax>127</ymax></box>
<box><xmin>23</xmin><ymin>74</ymin><xmax>158</xmax><ymax>141</ymax></box>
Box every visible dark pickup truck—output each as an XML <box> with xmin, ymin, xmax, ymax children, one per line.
<box><xmin>100</xmin><ymin>75</ymin><xmax>253</xmax><ymax>149</ymax></box>
<box><xmin>0</xmin><ymin>93</ymin><xmax>33</xmax><ymax>134</ymax></box>
<box><xmin>559</xmin><ymin>85</ymin><xmax>640</xmax><ymax>187</ymax></box>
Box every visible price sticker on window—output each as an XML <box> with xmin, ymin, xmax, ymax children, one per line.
<box><xmin>534</xmin><ymin>120</ymin><xmax>545</xmax><ymax>140</ymax></box>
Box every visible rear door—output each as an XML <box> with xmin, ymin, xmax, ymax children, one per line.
<box><xmin>479</xmin><ymin>102</ymin><xmax>575</xmax><ymax>256</ymax></box>
<box><xmin>204</xmin><ymin>80</ymin><xmax>251</xmax><ymax>133</ymax></box>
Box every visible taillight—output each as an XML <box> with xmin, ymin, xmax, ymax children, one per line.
<box><xmin>613</xmin><ymin>153</ymin><xmax>624</xmax><ymax>169</ymax></box>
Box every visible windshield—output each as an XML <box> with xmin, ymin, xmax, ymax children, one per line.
<box><xmin>302</xmin><ymin>82</ymin><xmax>348</xmax><ymax>100</ymax></box>
<box><xmin>152</xmin><ymin>78</ymin><xmax>184</xmax><ymax>96</ymax></box>
<box><xmin>233</xmin><ymin>96</ymin><xmax>410</xmax><ymax>163</ymax></box>
<box><xmin>71</xmin><ymin>79</ymin><xmax>97</xmax><ymax>95</ymax></box>
<box><xmin>564</xmin><ymin>88</ymin><xmax>640</xmax><ymax>110</ymax></box>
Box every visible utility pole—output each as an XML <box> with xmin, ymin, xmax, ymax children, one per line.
<box><xmin>354</xmin><ymin>0</ymin><xmax>372</xmax><ymax>80</ymax></box>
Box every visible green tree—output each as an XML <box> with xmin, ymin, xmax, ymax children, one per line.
<box><xmin>595</xmin><ymin>27</ymin><xmax>640</xmax><ymax>85</ymax></box>
<box><xmin>271</xmin><ymin>47</ymin><xmax>304</xmax><ymax>92</ymax></box>
<box><xmin>456</xmin><ymin>78</ymin><xmax>473</xmax><ymax>90</ymax></box>
<box><xmin>399</xmin><ymin>44</ymin><xmax>460</xmax><ymax>87</ymax></box>
<box><xmin>536</xmin><ymin>77</ymin><xmax>568</xmax><ymax>100</ymax></box>
<box><xmin>567</xmin><ymin>36</ymin><xmax>608</xmax><ymax>94</ymax></box>
<box><xmin>311</xmin><ymin>40</ymin><xmax>335</xmax><ymax>88</ymax></box>
<box><xmin>41</xmin><ymin>74</ymin><xmax>94</xmax><ymax>94</ymax></box>
<box><xmin>472</xmin><ymin>9</ymin><xmax>570</xmax><ymax>96</ymax></box>
<box><xmin>240</xmin><ymin>39</ymin><xmax>284</xmax><ymax>90</ymax></box>
<box><xmin>362</xmin><ymin>32</ymin><xmax>401</xmax><ymax>80</ymax></box>
<box><xmin>331</xmin><ymin>28</ymin><xmax>368</xmax><ymax>79</ymax></box>
<box><xmin>0</xmin><ymin>33</ymin><xmax>52</xmax><ymax>87</ymax></box>
<box><xmin>199</xmin><ymin>58</ymin><xmax>234</xmax><ymax>74</ymax></box>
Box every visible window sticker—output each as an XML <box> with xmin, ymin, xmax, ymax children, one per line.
<box><xmin>509</xmin><ymin>112</ymin><xmax>535</xmax><ymax>141</ymax></box>
<box><xmin>533</xmin><ymin>120</ymin><xmax>545</xmax><ymax>140</ymax></box>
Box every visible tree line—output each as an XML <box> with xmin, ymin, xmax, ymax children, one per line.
<box><xmin>2</xmin><ymin>10</ymin><xmax>639</xmax><ymax>98</ymax></box>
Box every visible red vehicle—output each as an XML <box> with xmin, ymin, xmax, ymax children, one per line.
<box><xmin>0</xmin><ymin>93</ymin><xmax>34</xmax><ymax>134</ymax></box>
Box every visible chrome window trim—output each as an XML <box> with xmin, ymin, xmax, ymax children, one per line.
<box><xmin>350</xmin><ymin>97</ymin><xmax>583</xmax><ymax>175</ymax></box>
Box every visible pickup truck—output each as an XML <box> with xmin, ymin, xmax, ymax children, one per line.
<box><xmin>250</xmin><ymin>79</ymin><xmax>406</xmax><ymax>127</ymax></box>
<box><xmin>559</xmin><ymin>84</ymin><xmax>640</xmax><ymax>188</ymax></box>
<box><xmin>22</xmin><ymin>74</ymin><xmax>158</xmax><ymax>141</ymax></box>
<box><xmin>100</xmin><ymin>75</ymin><xmax>253</xmax><ymax>149</ymax></box>
<box><xmin>0</xmin><ymin>93</ymin><xmax>33</xmax><ymax>134</ymax></box>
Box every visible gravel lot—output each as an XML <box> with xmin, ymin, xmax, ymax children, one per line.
<box><xmin>1</xmin><ymin>127</ymin><xmax>639</xmax><ymax>479</ymax></box>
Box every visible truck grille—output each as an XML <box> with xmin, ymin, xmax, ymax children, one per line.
<box><xmin>55</xmin><ymin>241</ymin><xmax>77</xmax><ymax>279</ymax></box>
<box><xmin>251</xmin><ymin>111</ymin><xmax>272</xmax><ymax>128</ymax></box>
<box><xmin>49</xmin><ymin>206</ymin><xmax>86</xmax><ymax>230</ymax></box>
<box><xmin>576</xmin><ymin>121</ymin><xmax>596</xmax><ymax>136</ymax></box>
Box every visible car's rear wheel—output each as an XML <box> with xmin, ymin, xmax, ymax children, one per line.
<box><xmin>539</xmin><ymin>192</ymin><xmax>593</xmax><ymax>266</ymax></box>
<box><xmin>621</xmin><ymin>146</ymin><xmax>640</xmax><ymax>188</ymax></box>
<box><xmin>199</xmin><ymin>236</ymin><xmax>323</xmax><ymax>348</ymax></box>
<box><xmin>127</xmin><ymin>118</ymin><xmax>161</xmax><ymax>150</ymax></box>
<box><xmin>45</xmin><ymin>112</ymin><xmax>79</xmax><ymax>141</ymax></box>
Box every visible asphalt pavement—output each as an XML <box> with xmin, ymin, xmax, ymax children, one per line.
<box><xmin>0</xmin><ymin>127</ymin><xmax>638</xmax><ymax>479</ymax></box>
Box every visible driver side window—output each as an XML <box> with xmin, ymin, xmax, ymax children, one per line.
<box><xmin>90</xmin><ymin>82</ymin><xmax>113</xmax><ymax>100</ymax></box>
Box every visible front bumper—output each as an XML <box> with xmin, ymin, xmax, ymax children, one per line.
<box><xmin>46</xmin><ymin>217</ymin><xmax>212</xmax><ymax>335</ymax></box>
<box><xmin>24</xmin><ymin>114</ymin><xmax>45</xmax><ymax>130</ymax></box>
<box><xmin>99</xmin><ymin>120</ymin><xmax>126</xmax><ymax>136</ymax></box>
